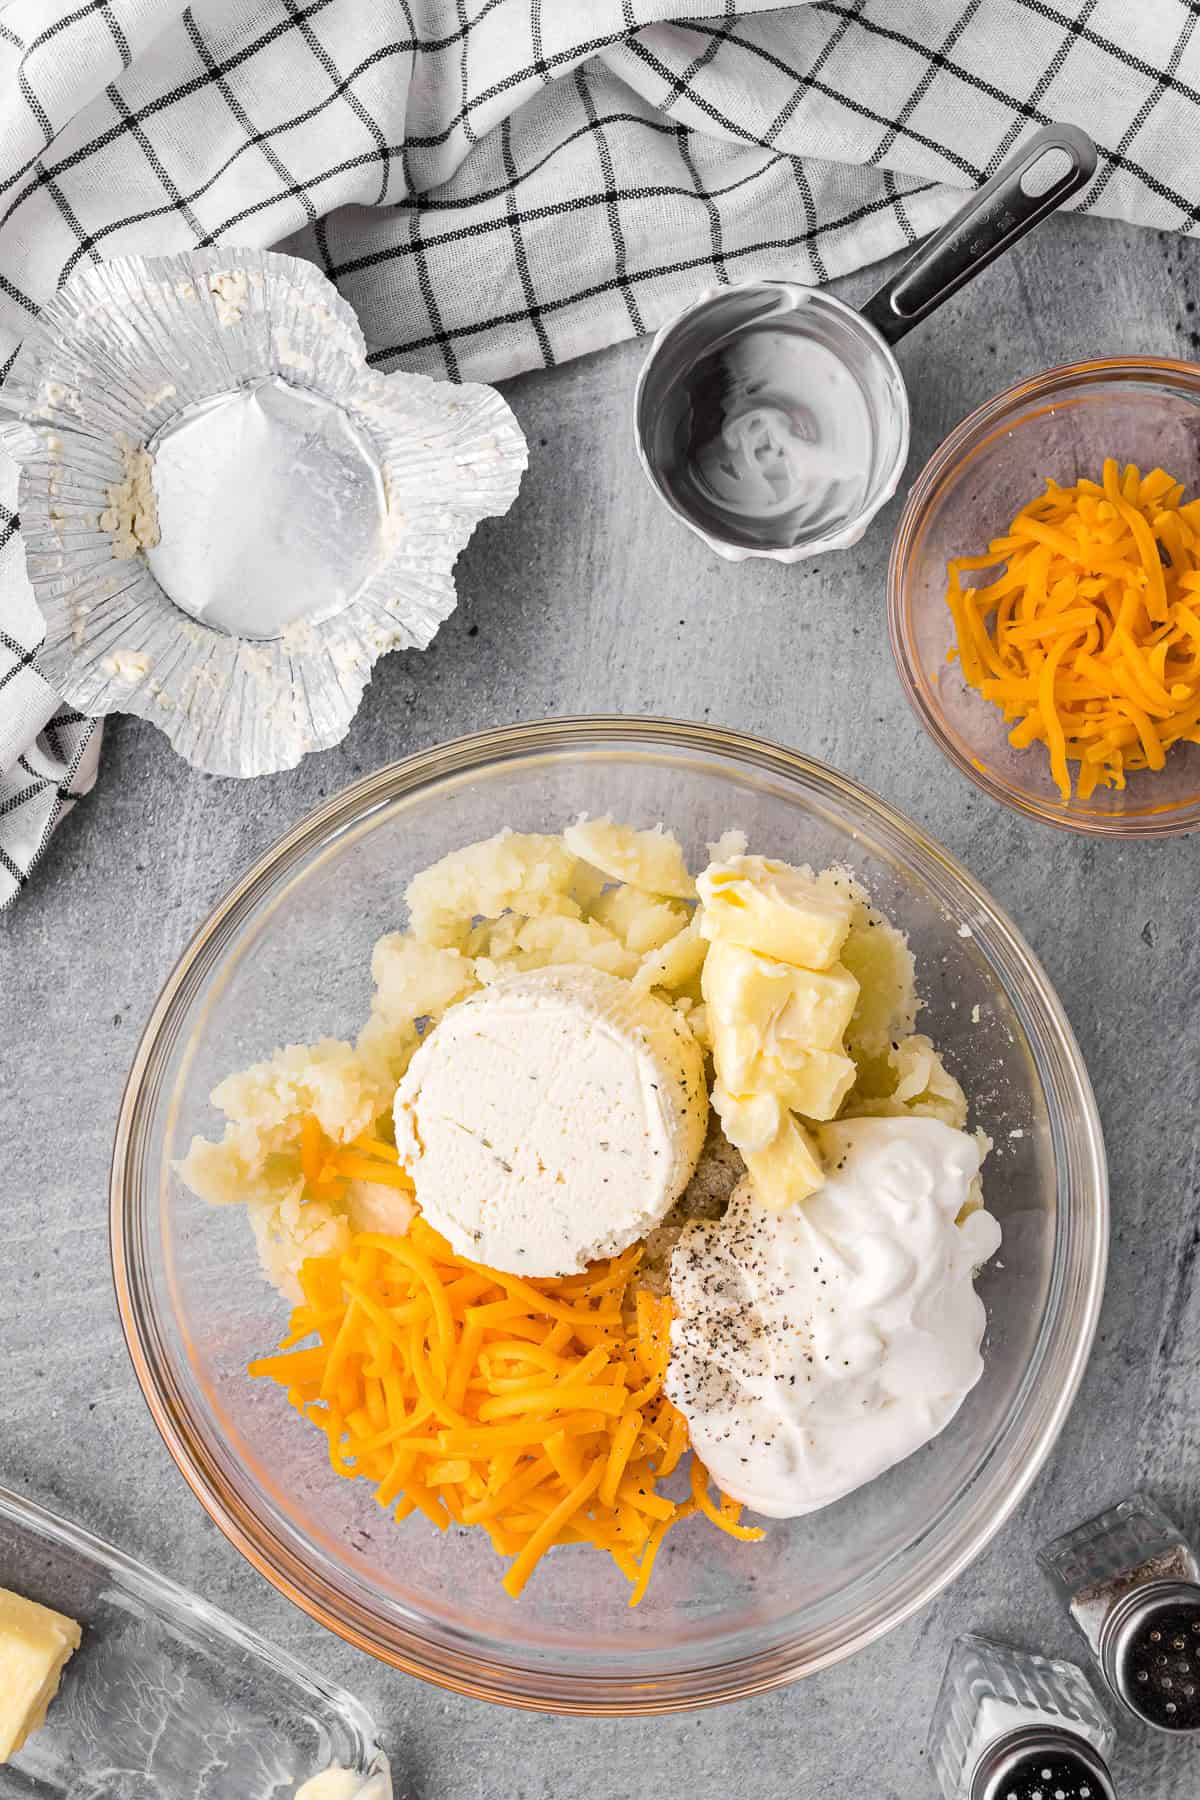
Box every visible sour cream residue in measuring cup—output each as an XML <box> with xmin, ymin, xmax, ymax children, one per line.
<box><xmin>640</xmin><ymin>282</ymin><xmax>907</xmax><ymax>560</ymax></box>
<box><xmin>692</xmin><ymin>328</ymin><xmax>871</xmax><ymax>532</ymax></box>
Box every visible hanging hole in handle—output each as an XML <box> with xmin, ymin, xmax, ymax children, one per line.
<box><xmin>1020</xmin><ymin>145</ymin><xmax>1076</xmax><ymax>197</ymax></box>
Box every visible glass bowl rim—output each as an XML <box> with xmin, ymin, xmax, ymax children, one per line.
<box><xmin>887</xmin><ymin>354</ymin><xmax>1200</xmax><ymax>838</ymax></box>
<box><xmin>110</xmin><ymin>715</ymin><xmax>1108</xmax><ymax>1714</ymax></box>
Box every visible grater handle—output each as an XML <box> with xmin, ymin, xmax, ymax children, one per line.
<box><xmin>860</xmin><ymin>122</ymin><xmax>1097</xmax><ymax>345</ymax></box>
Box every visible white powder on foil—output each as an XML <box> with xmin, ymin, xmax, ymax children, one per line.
<box><xmin>101</xmin><ymin>649</ymin><xmax>151</xmax><ymax>680</ymax></box>
<box><xmin>209</xmin><ymin>270</ymin><xmax>249</xmax><ymax>326</ymax></box>
<box><xmin>99</xmin><ymin>443</ymin><xmax>159</xmax><ymax>560</ymax></box>
<box><xmin>273</xmin><ymin>329</ymin><xmax>313</xmax><ymax>373</ymax></box>
<box><xmin>41</xmin><ymin>380</ymin><xmax>83</xmax><ymax>415</ymax></box>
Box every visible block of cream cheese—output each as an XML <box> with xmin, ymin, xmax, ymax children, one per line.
<box><xmin>394</xmin><ymin>964</ymin><xmax>708</xmax><ymax>1275</ymax></box>
<box><xmin>697</xmin><ymin>855</ymin><xmax>854</xmax><ymax>969</ymax></box>
<box><xmin>0</xmin><ymin>1585</ymin><xmax>81</xmax><ymax>1762</ymax></box>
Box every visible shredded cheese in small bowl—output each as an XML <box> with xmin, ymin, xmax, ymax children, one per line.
<box><xmin>946</xmin><ymin>458</ymin><xmax>1200</xmax><ymax>802</ymax></box>
<box><xmin>890</xmin><ymin>357</ymin><xmax>1200</xmax><ymax>835</ymax></box>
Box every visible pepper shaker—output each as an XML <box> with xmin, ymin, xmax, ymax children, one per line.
<box><xmin>1040</xmin><ymin>1491</ymin><xmax>1200</xmax><ymax>1733</ymax></box>
<box><xmin>929</xmin><ymin>1631</ymin><xmax>1117</xmax><ymax>1799</ymax></box>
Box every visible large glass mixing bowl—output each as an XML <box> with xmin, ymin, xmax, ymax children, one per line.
<box><xmin>111</xmin><ymin>719</ymin><xmax>1107</xmax><ymax>1714</ymax></box>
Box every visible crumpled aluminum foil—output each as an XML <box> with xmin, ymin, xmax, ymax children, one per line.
<box><xmin>0</xmin><ymin>249</ymin><xmax>527</xmax><ymax>776</ymax></box>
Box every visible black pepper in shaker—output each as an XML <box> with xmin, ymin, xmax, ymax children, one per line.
<box><xmin>1040</xmin><ymin>1491</ymin><xmax>1200</xmax><ymax>1735</ymax></box>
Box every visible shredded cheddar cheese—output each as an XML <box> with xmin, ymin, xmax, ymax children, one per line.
<box><xmin>297</xmin><ymin>1114</ymin><xmax>414</xmax><ymax>1204</ymax></box>
<box><xmin>249</xmin><ymin>1217</ymin><xmax>763</xmax><ymax>1604</ymax></box>
<box><xmin>946</xmin><ymin>459</ymin><xmax>1200</xmax><ymax>800</ymax></box>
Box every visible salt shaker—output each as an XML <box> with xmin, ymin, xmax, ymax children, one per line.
<box><xmin>1040</xmin><ymin>1491</ymin><xmax>1200</xmax><ymax>1733</ymax></box>
<box><xmin>929</xmin><ymin>1631</ymin><xmax>1117</xmax><ymax>1799</ymax></box>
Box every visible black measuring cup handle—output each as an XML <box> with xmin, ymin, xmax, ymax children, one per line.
<box><xmin>860</xmin><ymin>122</ymin><xmax>1098</xmax><ymax>345</ymax></box>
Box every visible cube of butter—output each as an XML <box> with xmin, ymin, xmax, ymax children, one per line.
<box><xmin>711</xmin><ymin>1082</ymin><xmax>782</xmax><ymax>1155</ymax></box>
<box><xmin>743</xmin><ymin>1113</ymin><xmax>825</xmax><ymax>1210</ymax></box>
<box><xmin>563</xmin><ymin>816</ymin><xmax>696</xmax><ymax>899</ymax></box>
<box><xmin>759</xmin><ymin>1048</ymin><xmax>856</xmax><ymax>1121</ymax></box>
<box><xmin>713</xmin><ymin>1025</ymin><xmax>856</xmax><ymax>1122</ymax></box>
<box><xmin>708</xmin><ymin>1016</ymin><xmax>765</xmax><ymax>1093</ymax></box>
<box><xmin>701</xmin><ymin>940</ymin><xmax>859</xmax><ymax>1053</ymax></box>
<box><xmin>0</xmin><ymin>1585</ymin><xmax>82</xmax><ymax>1761</ymax></box>
<box><xmin>696</xmin><ymin>856</ymin><xmax>854</xmax><ymax>970</ymax></box>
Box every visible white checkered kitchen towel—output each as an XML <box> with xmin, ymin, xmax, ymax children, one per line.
<box><xmin>3</xmin><ymin>0</ymin><xmax>1200</xmax><ymax>905</ymax></box>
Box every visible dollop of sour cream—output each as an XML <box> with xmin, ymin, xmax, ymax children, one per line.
<box><xmin>693</xmin><ymin>330</ymin><xmax>871</xmax><ymax>527</ymax></box>
<box><xmin>666</xmin><ymin>1115</ymin><xmax>1001</xmax><ymax>1518</ymax></box>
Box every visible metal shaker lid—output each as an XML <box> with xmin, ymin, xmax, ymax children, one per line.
<box><xmin>969</xmin><ymin>1725</ymin><xmax>1115</xmax><ymax>1800</ymax></box>
<box><xmin>1100</xmin><ymin>1578</ymin><xmax>1200</xmax><ymax>1732</ymax></box>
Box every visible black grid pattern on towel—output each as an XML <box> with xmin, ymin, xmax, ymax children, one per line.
<box><xmin>1</xmin><ymin>0</ymin><xmax>1199</xmax><ymax>900</ymax></box>
<box><xmin>2</xmin><ymin>0</ymin><xmax>1198</xmax><ymax>388</ymax></box>
<box><xmin>0</xmin><ymin>485</ymin><xmax>100</xmax><ymax>906</ymax></box>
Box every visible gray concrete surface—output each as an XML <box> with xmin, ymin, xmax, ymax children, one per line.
<box><xmin>3</xmin><ymin>211</ymin><xmax>1200</xmax><ymax>1798</ymax></box>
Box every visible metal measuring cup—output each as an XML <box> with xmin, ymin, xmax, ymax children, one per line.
<box><xmin>634</xmin><ymin>123</ymin><xmax>1097</xmax><ymax>562</ymax></box>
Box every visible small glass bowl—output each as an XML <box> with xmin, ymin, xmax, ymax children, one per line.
<box><xmin>110</xmin><ymin>719</ymin><xmax>1107</xmax><ymax>1714</ymax></box>
<box><xmin>888</xmin><ymin>358</ymin><xmax>1200</xmax><ymax>836</ymax></box>
<box><xmin>0</xmin><ymin>1482</ymin><xmax>389</xmax><ymax>1798</ymax></box>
